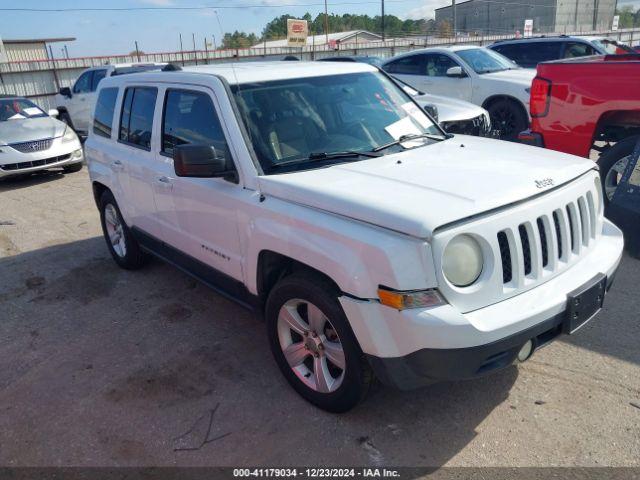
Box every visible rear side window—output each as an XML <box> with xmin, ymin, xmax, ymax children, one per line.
<box><xmin>93</xmin><ymin>88</ymin><xmax>118</xmax><ymax>138</ymax></box>
<box><xmin>493</xmin><ymin>42</ymin><xmax>562</xmax><ymax>67</ymax></box>
<box><xmin>119</xmin><ymin>87</ymin><xmax>157</xmax><ymax>150</ymax></box>
<box><xmin>162</xmin><ymin>89</ymin><xmax>228</xmax><ymax>156</ymax></box>
<box><xmin>383</xmin><ymin>54</ymin><xmax>425</xmax><ymax>75</ymax></box>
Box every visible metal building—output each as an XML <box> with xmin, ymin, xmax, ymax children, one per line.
<box><xmin>0</xmin><ymin>37</ymin><xmax>76</xmax><ymax>62</ymax></box>
<box><xmin>434</xmin><ymin>0</ymin><xmax>616</xmax><ymax>35</ymax></box>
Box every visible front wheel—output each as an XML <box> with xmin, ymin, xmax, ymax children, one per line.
<box><xmin>487</xmin><ymin>99</ymin><xmax>528</xmax><ymax>141</ymax></box>
<box><xmin>599</xmin><ymin>135</ymin><xmax>638</xmax><ymax>208</ymax></box>
<box><xmin>266</xmin><ymin>272</ymin><xmax>373</xmax><ymax>413</ymax></box>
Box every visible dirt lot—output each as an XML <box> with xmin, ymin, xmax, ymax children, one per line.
<box><xmin>0</xmin><ymin>168</ymin><xmax>639</xmax><ymax>467</ymax></box>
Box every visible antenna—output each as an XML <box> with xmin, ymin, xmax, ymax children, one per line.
<box><xmin>214</xmin><ymin>10</ymin><xmax>241</xmax><ymax>89</ymax></box>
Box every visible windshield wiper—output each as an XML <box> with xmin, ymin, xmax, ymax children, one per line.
<box><xmin>268</xmin><ymin>150</ymin><xmax>382</xmax><ymax>170</ymax></box>
<box><xmin>372</xmin><ymin>133</ymin><xmax>446</xmax><ymax>153</ymax></box>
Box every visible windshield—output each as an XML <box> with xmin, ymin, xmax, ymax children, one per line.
<box><xmin>0</xmin><ymin>98</ymin><xmax>47</xmax><ymax>122</ymax></box>
<box><xmin>591</xmin><ymin>39</ymin><xmax>633</xmax><ymax>54</ymax></box>
<box><xmin>232</xmin><ymin>72</ymin><xmax>441</xmax><ymax>173</ymax></box>
<box><xmin>455</xmin><ymin>48</ymin><xmax>518</xmax><ymax>74</ymax></box>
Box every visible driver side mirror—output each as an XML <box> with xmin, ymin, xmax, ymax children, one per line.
<box><xmin>59</xmin><ymin>87</ymin><xmax>72</xmax><ymax>98</ymax></box>
<box><xmin>48</xmin><ymin>108</ymin><xmax>59</xmax><ymax>118</ymax></box>
<box><xmin>446</xmin><ymin>66</ymin><xmax>466</xmax><ymax>78</ymax></box>
<box><xmin>173</xmin><ymin>144</ymin><xmax>238</xmax><ymax>182</ymax></box>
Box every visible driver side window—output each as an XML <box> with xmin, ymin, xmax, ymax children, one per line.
<box><xmin>424</xmin><ymin>54</ymin><xmax>458</xmax><ymax>77</ymax></box>
<box><xmin>73</xmin><ymin>71</ymin><xmax>93</xmax><ymax>94</ymax></box>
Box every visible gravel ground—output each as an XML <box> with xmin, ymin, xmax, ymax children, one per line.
<box><xmin>0</xmin><ymin>168</ymin><xmax>639</xmax><ymax>467</ymax></box>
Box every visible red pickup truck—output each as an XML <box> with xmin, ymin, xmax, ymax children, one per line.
<box><xmin>519</xmin><ymin>54</ymin><xmax>640</xmax><ymax>204</ymax></box>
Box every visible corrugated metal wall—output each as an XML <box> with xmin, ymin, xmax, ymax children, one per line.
<box><xmin>4</xmin><ymin>43</ymin><xmax>49</xmax><ymax>62</ymax></box>
<box><xmin>0</xmin><ymin>28</ymin><xmax>638</xmax><ymax>111</ymax></box>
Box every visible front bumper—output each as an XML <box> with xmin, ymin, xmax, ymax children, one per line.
<box><xmin>0</xmin><ymin>139</ymin><xmax>83</xmax><ymax>178</ymax></box>
<box><xmin>339</xmin><ymin>219</ymin><xmax>623</xmax><ymax>389</ymax></box>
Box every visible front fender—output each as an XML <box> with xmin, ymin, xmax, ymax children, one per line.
<box><xmin>241</xmin><ymin>196</ymin><xmax>437</xmax><ymax>298</ymax></box>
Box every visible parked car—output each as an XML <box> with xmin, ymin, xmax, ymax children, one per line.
<box><xmin>55</xmin><ymin>63</ymin><xmax>166</xmax><ymax>135</ymax></box>
<box><xmin>394</xmin><ymin>78</ymin><xmax>492</xmax><ymax>136</ymax></box>
<box><xmin>85</xmin><ymin>61</ymin><xmax>623</xmax><ymax>412</ymax></box>
<box><xmin>317</xmin><ymin>55</ymin><xmax>383</xmax><ymax>67</ymax></box>
<box><xmin>518</xmin><ymin>54</ymin><xmax>640</xmax><ymax>206</ymax></box>
<box><xmin>317</xmin><ymin>56</ymin><xmax>492</xmax><ymax>136</ymax></box>
<box><xmin>489</xmin><ymin>36</ymin><xmax>633</xmax><ymax>69</ymax></box>
<box><xmin>0</xmin><ymin>95</ymin><xmax>83</xmax><ymax>179</ymax></box>
<box><xmin>381</xmin><ymin>46</ymin><xmax>535</xmax><ymax>140</ymax></box>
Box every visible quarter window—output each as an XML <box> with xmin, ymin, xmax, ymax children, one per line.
<box><xmin>162</xmin><ymin>89</ymin><xmax>228</xmax><ymax>156</ymax></box>
<box><xmin>564</xmin><ymin>42</ymin><xmax>596</xmax><ymax>58</ymax></box>
<box><xmin>119</xmin><ymin>87</ymin><xmax>157</xmax><ymax>150</ymax></box>
<box><xmin>93</xmin><ymin>88</ymin><xmax>118</xmax><ymax>138</ymax></box>
<box><xmin>73</xmin><ymin>71</ymin><xmax>92</xmax><ymax>94</ymax></box>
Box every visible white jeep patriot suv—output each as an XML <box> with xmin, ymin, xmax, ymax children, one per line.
<box><xmin>85</xmin><ymin>61</ymin><xmax>623</xmax><ymax>412</ymax></box>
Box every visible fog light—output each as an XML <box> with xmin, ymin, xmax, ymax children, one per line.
<box><xmin>517</xmin><ymin>340</ymin><xmax>533</xmax><ymax>362</ymax></box>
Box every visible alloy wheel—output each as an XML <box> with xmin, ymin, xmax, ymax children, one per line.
<box><xmin>604</xmin><ymin>155</ymin><xmax>630</xmax><ymax>201</ymax></box>
<box><xmin>277</xmin><ymin>299</ymin><xmax>346</xmax><ymax>393</ymax></box>
<box><xmin>104</xmin><ymin>204</ymin><xmax>127</xmax><ymax>258</ymax></box>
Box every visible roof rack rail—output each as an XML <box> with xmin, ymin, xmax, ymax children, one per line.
<box><xmin>162</xmin><ymin>63</ymin><xmax>182</xmax><ymax>71</ymax></box>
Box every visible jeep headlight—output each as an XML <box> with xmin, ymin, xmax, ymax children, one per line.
<box><xmin>442</xmin><ymin>234</ymin><xmax>484</xmax><ymax>287</ymax></box>
<box><xmin>61</xmin><ymin>126</ymin><xmax>79</xmax><ymax>144</ymax></box>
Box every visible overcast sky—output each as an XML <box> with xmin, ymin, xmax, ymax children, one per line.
<box><xmin>1</xmin><ymin>0</ymin><xmax>637</xmax><ymax>58</ymax></box>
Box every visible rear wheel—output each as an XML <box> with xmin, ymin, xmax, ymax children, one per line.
<box><xmin>99</xmin><ymin>190</ymin><xmax>146</xmax><ymax>270</ymax></box>
<box><xmin>487</xmin><ymin>99</ymin><xmax>528</xmax><ymax>141</ymax></box>
<box><xmin>266</xmin><ymin>272</ymin><xmax>373</xmax><ymax>413</ymax></box>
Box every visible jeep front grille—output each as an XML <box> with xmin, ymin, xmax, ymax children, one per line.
<box><xmin>9</xmin><ymin>138</ymin><xmax>53</xmax><ymax>153</ymax></box>
<box><xmin>496</xmin><ymin>192</ymin><xmax>598</xmax><ymax>286</ymax></box>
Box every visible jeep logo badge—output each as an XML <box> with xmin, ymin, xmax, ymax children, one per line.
<box><xmin>535</xmin><ymin>178</ymin><xmax>554</xmax><ymax>189</ymax></box>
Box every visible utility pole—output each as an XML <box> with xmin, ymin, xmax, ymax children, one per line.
<box><xmin>179</xmin><ymin>33</ymin><xmax>185</xmax><ymax>66</ymax></box>
<box><xmin>381</xmin><ymin>0</ymin><xmax>385</xmax><ymax>41</ymax></box>
<box><xmin>324</xmin><ymin>0</ymin><xmax>329</xmax><ymax>44</ymax></box>
<box><xmin>64</xmin><ymin>45</ymin><xmax>69</xmax><ymax>59</ymax></box>
<box><xmin>192</xmin><ymin>33</ymin><xmax>198</xmax><ymax>65</ymax></box>
<box><xmin>134</xmin><ymin>41</ymin><xmax>141</xmax><ymax>61</ymax></box>
<box><xmin>452</xmin><ymin>0</ymin><xmax>456</xmax><ymax>37</ymax></box>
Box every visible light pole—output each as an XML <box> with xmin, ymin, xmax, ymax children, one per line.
<box><xmin>381</xmin><ymin>0</ymin><xmax>385</xmax><ymax>41</ymax></box>
<box><xmin>324</xmin><ymin>0</ymin><xmax>329</xmax><ymax>44</ymax></box>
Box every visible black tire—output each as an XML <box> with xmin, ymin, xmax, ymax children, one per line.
<box><xmin>265</xmin><ymin>272</ymin><xmax>373</xmax><ymax>413</ymax></box>
<box><xmin>63</xmin><ymin>162</ymin><xmax>83</xmax><ymax>174</ymax></box>
<box><xmin>58</xmin><ymin>111</ymin><xmax>75</xmax><ymax>130</ymax></box>
<box><xmin>99</xmin><ymin>190</ymin><xmax>146</xmax><ymax>270</ymax></box>
<box><xmin>598</xmin><ymin>135</ymin><xmax>639</xmax><ymax>209</ymax></box>
<box><xmin>487</xmin><ymin>99</ymin><xmax>528</xmax><ymax>141</ymax></box>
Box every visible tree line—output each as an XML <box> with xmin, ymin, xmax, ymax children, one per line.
<box><xmin>221</xmin><ymin>12</ymin><xmax>437</xmax><ymax>48</ymax></box>
<box><xmin>616</xmin><ymin>6</ymin><xmax>640</xmax><ymax>29</ymax></box>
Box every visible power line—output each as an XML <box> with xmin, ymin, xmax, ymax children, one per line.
<box><xmin>0</xmin><ymin>1</ymin><xmax>412</xmax><ymax>13</ymax></box>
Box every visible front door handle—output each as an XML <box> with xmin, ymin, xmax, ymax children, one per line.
<box><xmin>112</xmin><ymin>159</ymin><xmax>124</xmax><ymax>170</ymax></box>
<box><xmin>156</xmin><ymin>176</ymin><xmax>173</xmax><ymax>190</ymax></box>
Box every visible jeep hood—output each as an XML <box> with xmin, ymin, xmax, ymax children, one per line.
<box><xmin>0</xmin><ymin>117</ymin><xmax>66</xmax><ymax>145</ymax></box>
<box><xmin>258</xmin><ymin>136</ymin><xmax>595</xmax><ymax>238</ymax></box>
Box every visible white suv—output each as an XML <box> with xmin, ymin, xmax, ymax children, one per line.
<box><xmin>85</xmin><ymin>61</ymin><xmax>623</xmax><ymax>412</ymax></box>
<box><xmin>55</xmin><ymin>63</ymin><xmax>166</xmax><ymax>135</ymax></box>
